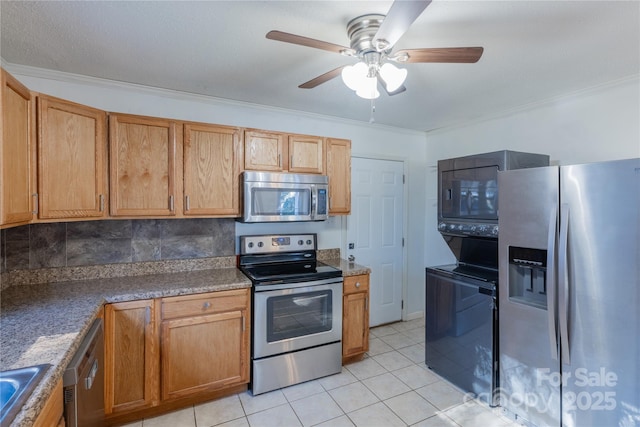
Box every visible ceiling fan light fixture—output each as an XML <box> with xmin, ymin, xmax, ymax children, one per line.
<box><xmin>379</xmin><ymin>62</ymin><xmax>407</xmax><ymax>92</ymax></box>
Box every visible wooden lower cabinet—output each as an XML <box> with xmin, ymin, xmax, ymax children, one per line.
<box><xmin>160</xmin><ymin>289</ymin><xmax>250</xmax><ymax>401</ymax></box>
<box><xmin>104</xmin><ymin>289</ymin><xmax>250</xmax><ymax>424</ymax></box>
<box><xmin>342</xmin><ymin>274</ymin><xmax>370</xmax><ymax>363</ymax></box>
<box><xmin>33</xmin><ymin>379</ymin><xmax>64</xmax><ymax>427</ymax></box>
<box><xmin>104</xmin><ymin>299</ymin><xmax>160</xmax><ymax>415</ymax></box>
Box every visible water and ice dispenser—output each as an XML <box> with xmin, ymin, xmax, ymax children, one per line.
<box><xmin>508</xmin><ymin>246</ymin><xmax>548</xmax><ymax>309</ymax></box>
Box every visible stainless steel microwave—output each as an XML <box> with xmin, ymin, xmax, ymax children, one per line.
<box><xmin>241</xmin><ymin>171</ymin><xmax>329</xmax><ymax>222</ymax></box>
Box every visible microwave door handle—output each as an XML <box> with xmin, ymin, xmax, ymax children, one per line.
<box><xmin>311</xmin><ymin>185</ymin><xmax>317</xmax><ymax>220</ymax></box>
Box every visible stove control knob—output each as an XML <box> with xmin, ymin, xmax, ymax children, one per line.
<box><xmin>248</xmin><ymin>242</ymin><xmax>254</xmax><ymax>248</ymax></box>
<box><xmin>298</xmin><ymin>240</ymin><xmax>304</xmax><ymax>245</ymax></box>
<box><xmin>306</xmin><ymin>239</ymin><xmax>312</xmax><ymax>245</ymax></box>
<box><xmin>257</xmin><ymin>242</ymin><xmax>264</xmax><ymax>248</ymax></box>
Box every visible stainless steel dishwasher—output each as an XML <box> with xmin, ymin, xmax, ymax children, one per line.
<box><xmin>63</xmin><ymin>318</ymin><xmax>105</xmax><ymax>427</ymax></box>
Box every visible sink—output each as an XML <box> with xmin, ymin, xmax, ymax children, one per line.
<box><xmin>0</xmin><ymin>364</ymin><xmax>51</xmax><ymax>425</ymax></box>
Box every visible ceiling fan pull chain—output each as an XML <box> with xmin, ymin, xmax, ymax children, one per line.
<box><xmin>369</xmin><ymin>99</ymin><xmax>376</xmax><ymax>123</ymax></box>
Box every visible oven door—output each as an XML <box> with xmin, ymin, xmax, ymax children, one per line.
<box><xmin>253</xmin><ymin>278</ymin><xmax>342</xmax><ymax>359</ymax></box>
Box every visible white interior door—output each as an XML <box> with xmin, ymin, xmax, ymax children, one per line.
<box><xmin>346</xmin><ymin>157</ymin><xmax>404</xmax><ymax>326</ymax></box>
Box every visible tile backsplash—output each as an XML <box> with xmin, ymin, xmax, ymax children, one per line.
<box><xmin>0</xmin><ymin>218</ymin><xmax>235</xmax><ymax>273</ymax></box>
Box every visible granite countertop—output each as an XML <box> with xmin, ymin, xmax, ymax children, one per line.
<box><xmin>323</xmin><ymin>258</ymin><xmax>371</xmax><ymax>277</ymax></box>
<box><xmin>0</xmin><ymin>267</ymin><xmax>251</xmax><ymax>427</ymax></box>
<box><xmin>0</xmin><ymin>256</ymin><xmax>367</xmax><ymax>427</ymax></box>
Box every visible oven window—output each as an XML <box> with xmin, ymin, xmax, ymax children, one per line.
<box><xmin>266</xmin><ymin>290</ymin><xmax>333</xmax><ymax>342</ymax></box>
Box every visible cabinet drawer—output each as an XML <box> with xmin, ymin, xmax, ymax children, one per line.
<box><xmin>162</xmin><ymin>289</ymin><xmax>249</xmax><ymax>320</ymax></box>
<box><xmin>343</xmin><ymin>275</ymin><xmax>369</xmax><ymax>295</ymax></box>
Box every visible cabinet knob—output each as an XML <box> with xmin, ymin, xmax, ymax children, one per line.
<box><xmin>203</xmin><ymin>302</ymin><xmax>211</xmax><ymax>310</ymax></box>
<box><xmin>355</xmin><ymin>282</ymin><xmax>361</xmax><ymax>288</ymax></box>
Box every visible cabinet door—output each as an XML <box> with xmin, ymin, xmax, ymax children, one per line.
<box><xmin>343</xmin><ymin>274</ymin><xmax>370</xmax><ymax>360</ymax></box>
<box><xmin>1</xmin><ymin>69</ymin><xmax>34</xmax><ymax>227</ymax></box>
<box><xmin>183</xmin><ymin>123</ymin><xmax>242</xmax><ymax>216</ymax></box>
<box><xmin>37</xmin><ymin>95</ymin><xmax>107</xmax><ymax>219</ymax></box>
<box><xmin>288</xmin><ymin>135</ymin><xmax>324</xmax><ymax>174</ymax></box>
<box><xmin>109</xmin><ymin>114</ymin><xmax>177</xmax><ymax>216</ymax></box>
<box><xmin>244</xmin><ymin>130</ymin><xmax>284</xmax><ymax>171</ymax></box>
<box><xmin>161</xmin><ymin>302</ymin><xmax>249</xmax><ymax>400</ymax></box>
<box><xmin>104</xmin><ymin>300</ymin><xmax>159</xmax><ymax>414</ymax></box>
<box><xmin>326</xmin><ymin>138</ymin><xmax>351</xmax><ymax>215</ymax></box>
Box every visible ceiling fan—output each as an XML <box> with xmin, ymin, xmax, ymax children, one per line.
<box><xmin>266</xmin><ymin>0</ymin><xmax>483</xmax><ymax>99</ymax></box>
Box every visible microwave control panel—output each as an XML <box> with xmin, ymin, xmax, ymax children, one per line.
<box><xmin>240</xmin><ymin>234</ymin><xmax>316</xmax><ymax>254</ymax></box>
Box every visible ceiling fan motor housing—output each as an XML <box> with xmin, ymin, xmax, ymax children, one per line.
<box><xmin>347</xmin><ymin>14</ymin><xmax>388</xmax><ymax>55</ymax></box>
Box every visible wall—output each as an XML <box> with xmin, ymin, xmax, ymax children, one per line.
<box><xmin>424</xmin><ymin>76</ymin><xmax>640</xmax><ymax>267</ymax></box>
<box><xmin>4</xmin><ymin>65</ymin><xmax>428</xmax><ymax>319</ymax></box>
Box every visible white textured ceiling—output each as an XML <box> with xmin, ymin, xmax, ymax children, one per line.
<box><xmin>1</xmin><ymin>1</ymin><xmax>639</xmax><ymax>132</ymax></box>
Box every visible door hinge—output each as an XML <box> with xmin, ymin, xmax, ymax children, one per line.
<box><xmin>402</xmin><ymin>238</ymin><xmax>405</xmax><ymax>247</ymax></box>
<box><xmin>401</xmin><ymin>300</ymin><xmax>404</xmax><ymax>309</ymax></box>
<box><xmin>403</xmin><ymin>174</ymin><xmax>405</xmax><ymax>184</ymax></box>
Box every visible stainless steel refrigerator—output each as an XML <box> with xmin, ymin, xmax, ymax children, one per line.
<box><xmin>498</xmin><ymin>158</ymin><xmax>639</xmax><ymax>427</ymax></box>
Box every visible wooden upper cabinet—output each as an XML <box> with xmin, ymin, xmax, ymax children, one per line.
<box><xmin>37</xmin><ymin>95</ymin><xmax>107</xmax><ymax>220</ymax></box>
<box><xmin>1</xmin><ymin>69</ymin><xmax>34</xmax><ymax>227</ymax></box>
<box><xmin>288</xmin><ymin>135</ymin><xmax>324</xmax><ymax>174</ymax></box>
<box><xmin>326</xmin><ymin>138</ymin><xmax>351</xmax><ymax>215</ymax></box>
<box><xmin>244</xmin><ymin>129</ymin><xmax>285</xmax><ymax>171</ymax></box>
<box><xmin>104</xmin><ymin>300</ymin><xmax>160</xmax><ymax>415</ymax></box>
<box><xmin>109</xmin><ymin>113</ymin><xmax>177</xmax><ymax>217</ymax></box>
<box><xmin>183</xmin><ymin>123</ymin><xmax>242</xmax><ymax>216</ymax></box>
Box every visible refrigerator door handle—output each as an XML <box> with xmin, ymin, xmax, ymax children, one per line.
<box><xmin>546</xmin><ymin>206</ymin><xmax>558</xmax><ymax>361</ymax></box>
<box><xmin>558</xmin><ymin>203</ymin><xmax>571</xmax><ymax>365</ymax></box>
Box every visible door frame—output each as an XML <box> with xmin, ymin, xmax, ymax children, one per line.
<box><xmin>341</xmin><ymin>153</ymin><xmax>409</xmax><ymax>322</ymax></box>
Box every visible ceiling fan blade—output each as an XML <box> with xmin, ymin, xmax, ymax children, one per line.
<box><xmin>394</xmin><ymin>47</ymin><xmax>484</xmax><ymax>63</ymax></box>
<box><xmin>299</xmin><ymin>66</ymin><xmax>346</xmax><ymax>89</ymax></box>
<box><xmin>373</xmin><ymin>0</ymin><xmax>432</xmax><ymax>50</ymax></box>
<box><xmin>266</xmin><ymin>30</ymin><xmax>353</xmax><ymax>55</ymax></box>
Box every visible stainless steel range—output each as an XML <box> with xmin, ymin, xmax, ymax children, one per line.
<box><xmin>239</xmin><ymin>234</ymin><xmax>343</xmax><ymax>395</ymax></box>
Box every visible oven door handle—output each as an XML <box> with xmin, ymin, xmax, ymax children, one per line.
<box><xmin>254</xmin><ymin>277</ymin><xmax>343</xmax><ymax>292</ymax></box>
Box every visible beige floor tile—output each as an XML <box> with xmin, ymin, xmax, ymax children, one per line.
<box><xmin>344</xmin><ymin>357</ymin><xmax>387</xmax><ymax>380</ymax></box>
<box><xmin>411</xmin><ymin>413</ymin><xmax>460</xmax><ymax>427</ymax></box>
<box><xmin>317</xmin><ymin>367</ymin><xmax>358</xmax><ymax>390</ymax></box>
<box><xmin>281</xmin><ymin>379</ymin><xmax>324</xmax><ymax>402</ymax></box>
<box><xmin>384</xmin><ymin>391</ymin><xmax>438</xmax><ymax>425</ymax></box>
<box><xmin>380</xmin><ymin>333</ymin><xmax>416</xmax><ymax>350</ymax></box>
<box><xmin>362</xmin><ymin>372</ymin><xmax>411</xmax><ymax>400</ymax></box>
<box><xmin>398</xmin><ymin>343</ymin><xmax>425</xmax><ymax>364</ymax></box>
<box><xmin>328</xmin><ymin>382</ymin><xmax>379</xmax><ymax>413</ymax></box>
<box><xmin>444</xmin><ymin>400</ymin><xmax>514</xmax><ymax>427</ymax></box>
<box><xmin>290</xmin><ymin>391</ymin><xmax>345</xmax><ymax>426</ymax></box>
<box><xmin>367</xmin><ymin>337</ymin><xmax>394</xmax><ymax>356</ymax></box>
<box><xmin>217</xmin><ymin>418</ymin><xmax>250</xmax><ymax>427</ymax></box>
<box><xmin>315</xmin><ymin>415</ymin><xmax>356</xmax><ymax>427</ymax></box>
<box><xmin>246</xmin><ymin>403</ymin><xmax>301</xmax><ymax>427</ymax></box>
<box><xmin>416</xmin><ymin>380</ymin><xmax>466</xmax><ymax>410</ymax></box>
<box><xmin>238</xmin><ymin>390</ymin><xmax>287</xmax><ymax>416</ymax></box>
<box><xmin>370</xmin><ymin>324</ymin><xmax>400</xmax><ymax>337</ymax></box>
<box><xmin>347</xmin><ymin>402</ymin><xmax>405</xmax><ymax>427</ymax></box>
<box><xmin>195</xmin><ymin>394</ymin><xmax>245</xmax><ymax>426</ymax></box>
<box><xmin>372</xmin><ymin>350</ymin><xmax>414</xmax><ymax>371</ymax></box>
<box><xmin>392</xmin><ymin>364</ymin><xmax>440</xmax><ymax>390</ymax></box>
<box><xmin>403</xmin><ymin>327</ymin><xmax>426</xmax><ymax>344</ymax></box>
<box><xmin>142</xmin><ymin>407</ymin><xmax>195</xmax><ymax>427</ymax></box>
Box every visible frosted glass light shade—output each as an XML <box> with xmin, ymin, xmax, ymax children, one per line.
<box><xmin>379</xmin><ymin>63</ymin><xmax>407</xmax><ymax>92</ymax></box>
<box><xmin>341</xmin><ymin>62</ymin><xmax>368</xmax><ymax>91</ymax></box>
<box><xmin>355</xmin><ymin>76</ymin><xmax>380</xmax><ymax>99</ymax></box>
